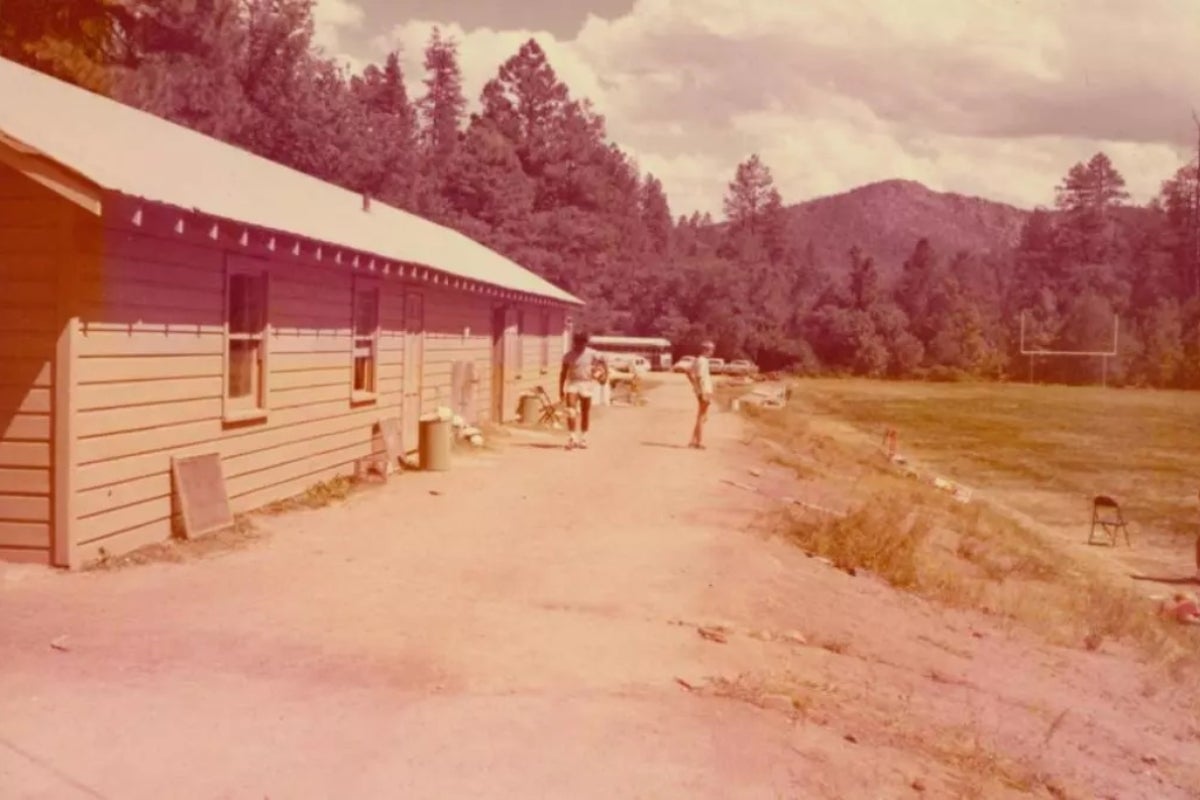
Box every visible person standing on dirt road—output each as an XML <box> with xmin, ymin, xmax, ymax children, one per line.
<box><xmin>687</xmin><ymin>341</ymin><xmax>716</xmax><ymax>449</ymax></box>
<box><xmin>559</xmin><ymin>332</ymin><xmax>608</xmax><ymax>450</ymax></box>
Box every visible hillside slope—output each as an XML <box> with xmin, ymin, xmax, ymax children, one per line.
<box><xmin>785</xmin><ymin>179</ymin><xmax>1031</xmax><ymax>276</ymax></box>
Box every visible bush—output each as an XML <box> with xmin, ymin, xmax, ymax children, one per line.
<box><xmin>786</xmin><ymin>500</ymin><xmax>931</xmax><ymax>588</ymax></box>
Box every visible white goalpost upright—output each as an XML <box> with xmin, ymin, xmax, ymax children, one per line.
<box><xmin>1019</xmin><ymin>312</ymin><xmax>1120</xmax><ymax>387</ymax></box>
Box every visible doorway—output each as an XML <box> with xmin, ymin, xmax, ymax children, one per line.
<box><xmin>491</xmin><ymin>306</ymin><xmax>518</xmax><ymax>422</ymax></box>
<box><xmin>402</xmin><ymin>292</ymin><xmax>425</xmax><ymax>454</ymax></box>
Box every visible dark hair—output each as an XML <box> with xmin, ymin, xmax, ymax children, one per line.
<box><xmin>572</xmin><ymin>331</ymin><xmax>590</xmax><ymax>347</ymax></box>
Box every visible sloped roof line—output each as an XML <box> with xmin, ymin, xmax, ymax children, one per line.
<box><xmin>0</xmin><ymin>57</ymin><xmax>583</xmax><ymax>306</ymax></box>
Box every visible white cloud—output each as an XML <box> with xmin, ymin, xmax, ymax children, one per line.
<box><xmin>311</xmin><ymin>0</ymin><xmax>366</xmax><ymax>59</ymax></box>
<box><xmin>356</xmin><ymin>0</ymin><xmax>1200</xmax><ymax>217</ymax></box>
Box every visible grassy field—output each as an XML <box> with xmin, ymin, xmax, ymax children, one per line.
<box><xmin>790</xmin><ymin>379</ymin><xmax>1200</xmax><ymax>540</ymax></box>
<box><xmin>737</xmin><ymin>377</ymin><xmax>1200</xmax><ymax>677</ymax></box>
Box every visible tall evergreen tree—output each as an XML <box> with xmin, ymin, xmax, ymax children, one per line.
<box><xmin>419</xmin><ymin>26</ymin><xmax>466</xmax><ymax>169</ymax></box>
<box><xmin>724</xmin><ymin>155</ymin><xmax>777</xmax><ymax>229</ymax></box>
<box><xmin>1159</xmin><ymin>162</ymin><xmax>1200</xmax><ymax>296</ymax></box>
<box><xmin>640</xmin><ymin>174</ymin><xmax>673</xmax><ymax>257</ymax></box>
<box><xmin>351</xmin><ymin>51</ymin><xmax>418</xmax><ymax>206</ymax></box>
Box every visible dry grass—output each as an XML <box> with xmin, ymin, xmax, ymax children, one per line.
<box><xmin>740</xmin><ymin>391</ymin><xmax>1200</xmax><ymax>681</ymax></box>
<box><xmin>86</xmin><ymin>515</ymin><xmax>263</xmax><ymax>570</ymax></box>
<box><xmin>789</xmin><ymin>501</ymin><xmax>931</xmax><ymax>588</ymax></box>
<box><xmin>701</xmin><ymin>670</ymin><xmax>819</xmax><ymax>717</ymax></box>
<box><xmin>87</xmin><ymin>467</ymin><xmax>376</xmax><ymax>571</ymax></box>
<box><xmin>263</xmin><ymin>474</ymin><xmax>358</xmax><ymax>513</ymax></box>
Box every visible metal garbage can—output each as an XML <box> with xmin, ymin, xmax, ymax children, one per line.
<box><xmin>518</xmin><ymin>393</ymin><xmax>540</xmax><ymax>425</ymax></box>
<box><xmin>418</xmin><ymin>418</ymin><xmax>452</xmax><ymax>471</ymax></box>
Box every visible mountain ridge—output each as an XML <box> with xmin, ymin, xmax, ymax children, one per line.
<box><xmin>778</xmin><ymin>178</ymin><xmax>1032</xmax><ymax>276</ymax></box>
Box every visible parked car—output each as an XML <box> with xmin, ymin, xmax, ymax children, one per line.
<box><xmin>707</xmin><ymin>357</ymin><xmax>727</xmax><ymax>375</ymax></box>
<box><xmin>671</xmin><ymin>355</ymin><xmax>695</xmax><ymax>373</ymax></box>
<box><xmin>607</xmin><ymin>353</ymin><xmax>650</xmax><ymax>375</ymax></box>
<box><xmin>726</xmin><ymin>359</ymin><xmax>759</xmax><ymax>377</ymax></box>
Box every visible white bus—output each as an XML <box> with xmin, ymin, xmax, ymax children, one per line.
<box><xmin>588</xmin><ymin>336</ymin><xmax>674</xmax><ymax>371</ymax></box>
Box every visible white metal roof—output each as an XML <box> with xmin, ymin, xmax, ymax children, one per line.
<box><xmin>589</xmin><ymin>335</ymin><xmax>673</xmax><ymax>348</ymax></box>
<box><xmin>0</xmin><ymin>57</ymin><xmax>582</xmax><ymax>306</ymax></box>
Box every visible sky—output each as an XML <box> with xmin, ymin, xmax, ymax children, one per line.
<box><xmin>311</xmin><ymin>0</ymin><xmax>1200</xmax><ymax>218</ymax></box>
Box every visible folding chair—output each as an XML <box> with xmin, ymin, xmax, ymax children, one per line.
<box><xmin>532</xmin><ymin>386</ymin><xmax>565</xmax><ymax>428</ymax></box>
<box><xmin>1088</xmin><ymin>495</ymin><xmax>1131</xmax><ymax>547</ymax></box>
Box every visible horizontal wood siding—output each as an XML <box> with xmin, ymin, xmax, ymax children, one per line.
<box><xmin>72</xmin><ymin>229</ymin><xmax>404</xmax><ymax>561</ymax></box>
<box><xmin>0</xmin><ymin>163</ymin><xmax>58</xmax><ymax>565</ymax></box>
<box><xmin>508</xmin><ymin>306</ymin><xmax>567</xmax><ymax>415</ymax></box>
<box><xmin>70</xmin><ymin>224</ymin><xmax>571</xmax><ymax>563</ymax></box>
<box><xmin>419</xmin><ymin>288</ymin><xmax>494</xmax><ymax>422</ymax></box>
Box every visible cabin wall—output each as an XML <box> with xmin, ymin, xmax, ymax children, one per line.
<box><xmin>0</xmin><ymin>162</ymin><xmax>61</xmax><ymax>565</ymax></box>
<box><xmin>67</xmin><ymin>218</ymin><xmax>570</xmax><ymax>564</ymax></box>
<box><xmin>508</xmin><ymin>306</ymin><xmax>567</xmax><ymax>414</ymax></box>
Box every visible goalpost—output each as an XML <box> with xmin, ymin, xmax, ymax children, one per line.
<box><xmin>1019</xmin><ymin>312</ymin><xmax>1120</xmax><ymax>387</ymax></box>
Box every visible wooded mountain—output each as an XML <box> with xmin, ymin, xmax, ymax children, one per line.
<box><xmin>781</xmin><ymin>179</ymin><xmax>1029</xmax><ymax>280</ymax></box>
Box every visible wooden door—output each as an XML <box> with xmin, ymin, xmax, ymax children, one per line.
<box><xmin>491</xmin><ymin>306</ymin><xmax>520</xmax><ymax>422</ymax></box>
<box><xmin>491</xmin><ymin>306</ymin><xmax>506</xmax><ymax>422</ymax></box>
<box><xmin>402</xmin><ymin>293</ymin><xmax>425</xmax><ymax>454</ymax></box>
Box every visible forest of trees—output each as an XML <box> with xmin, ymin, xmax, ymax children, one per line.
<box><xmin>4</xmin><ymin>0</ymin><xmax>1200</xmax><ymax>388</ymax></box>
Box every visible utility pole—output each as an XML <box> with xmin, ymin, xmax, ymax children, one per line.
<box><xmin>1191</xmin><ymin>111</ymin><xmax>1200</xmax><ymax>297</ymax></box>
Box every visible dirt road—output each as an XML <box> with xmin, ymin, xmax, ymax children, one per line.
<box><xmin>2</xmin><ymin>377</ymin><xmax>1198</xmax><ymax>799</ymax></box>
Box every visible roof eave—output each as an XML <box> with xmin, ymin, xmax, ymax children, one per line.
<box><xmin>0</xmin><ymin>129</ymin><xmax>103</xmax><ymax>215</ymax></box>
<box><xmin>100</xmin><ymin>191</ymin><xmax>586</xmax><ymax>307</ymax></box>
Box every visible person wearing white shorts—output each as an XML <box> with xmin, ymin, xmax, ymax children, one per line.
<box><xmin>559</xmin><ymin>332</ymin><xmax>607</xmax><ymax>450</ymax></box>
<box><xmin>687</xmin><ymin>340</ymin><xmax>716</xmax><ymax>449</ymax></box>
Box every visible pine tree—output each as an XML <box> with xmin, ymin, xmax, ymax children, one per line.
<box><xmin>351</xmin><ymin>51</ymin><xmax>418</xmax><ymax>206</ymax></box>
<box><xmin>480</xmin><ymin>39</ymin><xmax>571</xmax><ymax>172</ymax></box>
<box><xmin>723</xmin><ymin>154</ymin><xmax>778</xmax><ymax>232</ymax></box>
<box><xmin>1055</xmin><ymin>152</ymin><xmax>1130</xmax><ymax>215</ymax></box>
<box><xmin>442</xmin><ymin>114</ymin><xmax>535</xmax><ymax>237</ymax></box>
<box><xmin>419</xmin><ymin>27</ymin><xmax>466</xmax><ymax>169</ymax></box>
<box><xmin>640</xmin><ymin>174</ymin><xmax>673</xmax><ymax>257</ymax></box>
<box><xmin>848</xmin><ymin>246</ymin><xmax>880</xmax><ymax>311</ymax></box>
<box><xmin>1159</xmin><ymin>162</ymin><xmax>1200</xmax><ymax>296</ymax></box>
<box><xmin>897</xmin><ymin>237</ymin><xmax>940</xmax><ymax>337</ymax></box>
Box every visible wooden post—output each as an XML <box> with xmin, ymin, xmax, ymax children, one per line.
<box><xmin>52</xmin><ymin>215</ymin><xmax>80</xmax><ymax>569</ymax></box>
<box><xmin>1192</xmin><ymin>111</ymin><xmax>1200</xmax><ymax>296</ymax></box>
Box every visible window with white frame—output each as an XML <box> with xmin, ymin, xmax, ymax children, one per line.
<box><xmin>225</xmin><ymin>260</ymin><xmax>269</xmax><ymax>419</ymax></box>
<box><xmin>352</xmin><ymin>280</ymin><xmax>380</xmax><ymax>397</ymax></box>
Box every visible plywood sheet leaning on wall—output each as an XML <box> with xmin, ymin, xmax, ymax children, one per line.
<box><xmin>171</xmin><ymin>453</ymin><xmax>234</xmax><ymax>539</ymax></box>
